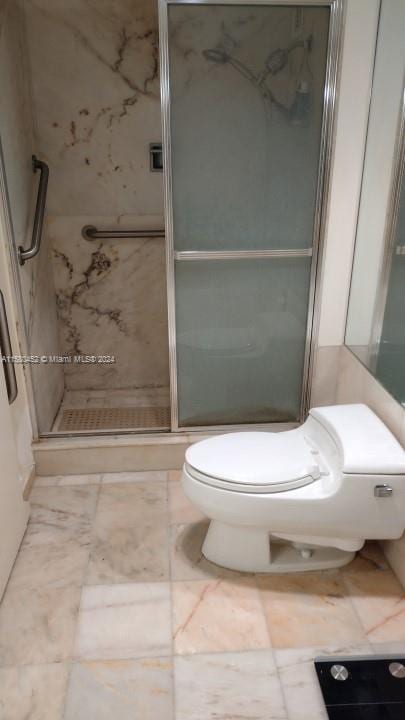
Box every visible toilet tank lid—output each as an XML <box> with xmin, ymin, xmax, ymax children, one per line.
<box><xmin>309</xmin><ymin>404</ymin><xmax>405</xmax><ymax>475</ymax></box>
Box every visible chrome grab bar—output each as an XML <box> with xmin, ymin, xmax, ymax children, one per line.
<box><xmin>0</xmin><ymin>290</ymin><xmax>17</xmax><ymax>404</ymax></box>
<box><xmin>18</xmin><ymin>155</ymin><xmax>49</xmax><ymax>266</ymax></box>
<box><xmin>82</xmin><ymin>225</ymin><xmax>165</xmax><ymax>241</ymax></box>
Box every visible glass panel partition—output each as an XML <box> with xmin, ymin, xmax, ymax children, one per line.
<box><xmin>168</xmin><ymin>3</ymin><xmax>330</xmax><ymax>252</ymax></box>
<box><xmin>345</xmin><ymin>0</ymin><xmax>405</xmax><ymax>407</ymax></box>
<box><xmin>375</xmin><ymin>159</ymin><xmax>405</xmax><ymax>402</ymax></box>
<box><xmin>175</xmin><ymin>258</ymin><xmax>312</xmax><ymax>425</ymax></box>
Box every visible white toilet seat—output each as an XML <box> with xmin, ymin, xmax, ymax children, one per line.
<box><xmin>185</xmin><ymin>430</ymin><xmax>321</xmax><ymax>494</ymax></box>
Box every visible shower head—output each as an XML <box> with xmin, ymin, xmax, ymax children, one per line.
<box><xmin>265</xmin><ymin>34</ymin><xmax>314</xmax><ymax>75</ymax></box>
<box><xmin>202</xmin><ymin>48</ymin><xmax>229</xmax><ymax>64</ymax></box>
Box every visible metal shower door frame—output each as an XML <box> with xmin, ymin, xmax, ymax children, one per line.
<box><xmin>159</xmin><ymin>0</ymin><xmax>344</xmax><ymax>432</ymax></box>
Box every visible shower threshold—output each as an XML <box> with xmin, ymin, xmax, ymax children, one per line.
<box><xmin>51</xmin><ymin>388</ymin><xmax>171</xmax><ymax>433</ymax></box>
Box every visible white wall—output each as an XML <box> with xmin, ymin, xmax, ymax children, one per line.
<box><xmin>310</xmin><ymin>0</ymin><xmax>380</xmax><ymax>407</ymax></box>
<box><xmin>316</xmin><ymin>0</ymin><xmax>381</xmax><ymax>349</ymax></box>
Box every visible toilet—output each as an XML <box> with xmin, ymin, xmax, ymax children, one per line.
<box><xmin>182</xmin><ymin>404</ymin><xmax>405</xmax><ymax>572</ymax></box>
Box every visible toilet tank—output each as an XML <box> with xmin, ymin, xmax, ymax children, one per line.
<box><xmin>307</xmin><ymin>403</ymin><xmax>405</xmax><ymax>476</ymax></box>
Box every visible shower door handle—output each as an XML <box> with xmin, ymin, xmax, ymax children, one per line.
<box><xmin>0</xmin><ymin>290</ymin><xmax>18</xmax><ymax>404</ymax></box>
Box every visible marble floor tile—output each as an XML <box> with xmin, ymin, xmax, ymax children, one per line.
<box><xmin>256</xmin><ymin>572</ymin><xmax>366</xmax><ymax>649</ymax></box>
<box><xmin>343</xmin><ymin>570</ymin><xmax>405</xmax><ymax>642</ymax></box>
<box><xmin>101</xmin><ymin>470</ymin><xmax>167</xmax><ymax>484</ymax></box>
<box><xmin>35</xmin><ymin>474</ymin><xmax>101</xmax><ymax>487</ymax></box>
<box><xmin>6</xmin><ymin>538</ymin><xmax>90</xmax><ymax>590</ymax></box>
<box><xmin>64</xmin><ymin>658</ymin><xmax>173</xmax><ymax>720</ymax></box>
<box><xmin>275</xmin><ymin>643</ymin><xmax>372</xmax><ymax>720</ymax></box>
<box><xmin>74</xmin><ymin>583</ymin><xmax>171</xmax><ymax>660</ymax></box>
<box><xmin>172</xmin><ymin>577</ymin><xmax>270</xmax><ymax>655</ymax></box>
<box><xmin>170</xmin><ymin>522</ymin><xmax>243</xmax><ymax>582</ymax></box>
<box><xmin>0</xmin><ymin>586</ymin><xmax>81</xmax><ymax>666</ymax></box>
<box><xmin>25</xmin><ymin>485</ymin><xmax>99</xmax><ymax>546</ymax></box>
<box><xmin>174</xmin><ymin>651</ymin><xmax>287</xmax><ymax>720</ymax></box>
<box><xmin>168</xmin><ymin>472</ymin><xmax>206</xmax><ymax>526</ymax></box>
<box><xmin>0</xmin><ymin>663</ymin><xmax>69</xmax><ymax>720</ymax></box>
<box><xmin>86</xmin><ymin>522</ymin><xmax>169</xmax><ymax>584</ymax></box>
<box><xmin>95</xmin><ymin>482</ymin><xmax>167</xmax><ymax>529</ymax></box>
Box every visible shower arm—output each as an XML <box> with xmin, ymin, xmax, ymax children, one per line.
<box><xmin>227</xmin><ymin>55</ymin><xmax>289</xmax><ymax>118</ymax></box>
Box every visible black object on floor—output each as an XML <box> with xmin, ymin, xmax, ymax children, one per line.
<box><xmin>315</xmin><ymin>655</ymin><xmax>405</xmax><ymax>719</ymax></box>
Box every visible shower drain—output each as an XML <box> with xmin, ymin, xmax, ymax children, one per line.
<box><xmin>57</xmin><ymin>406</ymin><xmax>171</xmax><ymax>432</ymax></box>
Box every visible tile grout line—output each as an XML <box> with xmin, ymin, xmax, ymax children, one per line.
<box><xmin>166</xmin><ymin>472</ymin><xmax>177</xmax><ymax>720</ymax></box>
<box><xmin>68</xmin><ymin>481</ymin><xmax>103</xmax><ymax>671</ymax></box>
<box><xmin>254</xmin><ymin>574</ymin><xmax>290</xmax><ymax>720</ymax></box>
<box><xmin>60</xmin><ymin>660</ymin><xmax>74</xmax><ymax>720</ymax></box>
<box><xmin>338</xmin><ymin>569</ymin><xmax>374</xmax><ymax>652</ymax></box>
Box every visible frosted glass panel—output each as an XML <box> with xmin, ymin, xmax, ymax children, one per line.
<box><xmin>175</xmin><ymin>259</ymin><xmax>311</xmax><ymax>426</ymax></box>
<box><xmin>165</xmin><ymin>2</ymin><xmax>332</xmax><ymax>427</ymax></box>
<box><xmin>168</xmin><ymin>4</ymin><xmax>330</xmax><ymax>251</ymax></box>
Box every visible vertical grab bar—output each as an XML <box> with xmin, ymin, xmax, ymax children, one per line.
<box><xmin>0</xmin><ymin>290</ymin><xmax>17</xmax><ymax>404</ymax></box>
<box><xmin>18</xmin><ymin>155</ymin><xmax>49</xmax><ymax>266</ymax></box>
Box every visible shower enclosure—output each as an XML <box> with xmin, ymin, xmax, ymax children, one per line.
<box><xmin>159</xmin><ymin>0</ymin><xmax>342</xmax><ymax>429</ymax></box>
<box><xmin>0</xmin><ymin>0</ymin><xmax>341</xmax><ymax>438</ymax></box>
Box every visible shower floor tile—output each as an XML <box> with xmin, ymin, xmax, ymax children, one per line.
<box><xmin>2</xmin><ymin>470</ymin><xmax>405</xmax><ymax>720</ymax></box>
<box><xmin>52</xmin><ymin>388</ymin><xmax>171</xmax><ymax>432</ymax></box>
<box><xmin>57</xmin><ymin>406</ymin><xmax>171</xmax><ymax>432</ymax></box>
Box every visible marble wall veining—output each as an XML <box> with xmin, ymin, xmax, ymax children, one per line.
<box><xmin>49</xmin><ymin>215</ymin><xmax>169</xmax><ymax>391</ymax></box>
<box><xmin>0</xmin><ymin>0</ymin><xmax>62</xmax><ymax>436</ymax></box>
<box><xmin>24</xmin><ymin>0</ymin><xmax>169</xmax><ymax>397</ymax></box>
<box><xmin>24</xmin><ymin>0</ymin><xmax>163</xmax><ymax>218</ymax></box>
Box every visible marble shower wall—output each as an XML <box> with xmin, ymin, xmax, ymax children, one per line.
<box><xmin>24</xmin><ymin>0</ymin><xmax>169</xmax><ymax>394</ymax></box>
<box><xmin>49</xmin><ymin>216</ymin><xmax>168</xmax><ymax>391</ymax></box>
<box><xmin>0</xmin><ymin>0</ymin><xmax>63</xmax><ymax>434</ymax></box>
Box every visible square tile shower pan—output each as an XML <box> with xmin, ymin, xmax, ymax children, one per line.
<box><xmin>57</xmin><ymin>407</ymin><xmax>171</xmax><ymax>433</ymax></box>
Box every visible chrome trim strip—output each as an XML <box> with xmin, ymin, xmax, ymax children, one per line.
<box><xmin>38</xmin><ymin>420</ymin><xmax>298</xmax><ymax>439</ymax></box>
<box><xmin>159</xmin><ymin>0</ymin><xmax>179</xmax><ymax>430</ymax></box>
<box><xmin>369</xmin><ymin>81</ymin><xmax>405</xmax><ymax>369</ymax></box>
<box><xmin>167</xmin><ymin>0</ymin><xmax>335</xmax><ymax>5</ymax></box>
<box><xmin>301</xmin><ymin>0</ymin><xmax>344</xmax><ymax>420</ymax></box>
<box><xmin>174</xmin><ymin>249</ymin><xmax>313</xmax><ymax>261</ymax></box>
<box><xmin>0</xmin><ymin>289</ymin><xmax>18</xmax><ymax>404</ymax></box>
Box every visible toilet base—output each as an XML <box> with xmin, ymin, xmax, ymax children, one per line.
<box><xmin>202</xmin><ymin>520</ymin><xmax>355</xmax><ymax>573</ymax></box>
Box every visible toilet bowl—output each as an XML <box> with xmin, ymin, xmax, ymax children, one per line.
<box><xmin>182</xmin><ymin>404</ymin><xmax>405</xmax><ymax>572</ymax></box>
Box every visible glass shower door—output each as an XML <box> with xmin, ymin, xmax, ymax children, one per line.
<box><xmin>160</xmin><ymin>0</ymin><xmax>338</xmax><ymax>428</ymax></box>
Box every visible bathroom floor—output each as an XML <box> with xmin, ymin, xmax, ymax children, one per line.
<box><xmin>52</xmin><ymin>388</ymin><xmax>171</xmax><ymax>433</ymax></box>
<box><xmin>1</xmin><ymin>470</ymin><xmax>404</xmax><ymax>720</ymax></box>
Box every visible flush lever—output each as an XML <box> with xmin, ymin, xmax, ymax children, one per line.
<box><xmin>374</xmin><ymin>484</ymin><xmax>393</xmax><ymax>498</ymax></box>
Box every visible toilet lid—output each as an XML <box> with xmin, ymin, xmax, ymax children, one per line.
<box><xmin>185</xmin><ymin>431</ymin><xmax>320</xmax><ymax>493</ymax></box>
